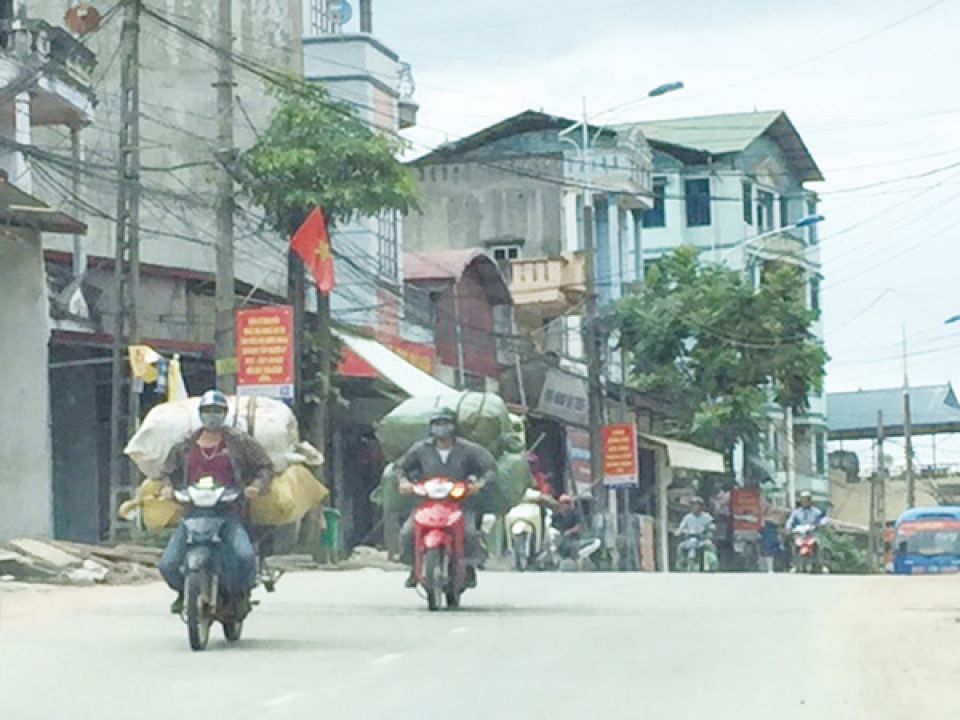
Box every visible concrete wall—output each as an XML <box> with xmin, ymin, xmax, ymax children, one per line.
<box><xmin>30</xmin><ymin>0</ymin><xmax>302</xmax><ymax>296</ymax></box>
<box><xmin>0</xmin><ymin>229</ymin><xmax>53</xmax><ymax>540</ymax></box>
<box><xmin>405</xmin><ymin>156</ymin><xmax>568</xmax><ymax>259</ymax></box>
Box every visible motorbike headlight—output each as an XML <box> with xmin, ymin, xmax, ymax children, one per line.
<box><xmin>187</xmin><ymin>486</ymin><xmax>225</xmax><ymax>508</ymax></box>
<box><xmin>423</xmin><ymin>480</ymin><xmax>453</xmax><ymax>499</ymax></box>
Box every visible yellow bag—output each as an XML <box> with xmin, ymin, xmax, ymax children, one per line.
<box><xmin>250</xmin><ymin>464</ymin><xmax>329</xmax><ymax>527</ymax></box>
<box><xmin>118</xmin><ymin>478</ymin><xmax>183</xmax><ymax>533</ymax></box>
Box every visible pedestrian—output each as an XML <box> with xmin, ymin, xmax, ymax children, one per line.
<box><xmin>759</xmin><ymin>519</ymin><xmax>782</xmax><ymax>572</ymax></box>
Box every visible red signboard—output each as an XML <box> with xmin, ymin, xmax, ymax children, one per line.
<box><xmin>601</xmin><ymin>423</ymin><xmax>638</xmax><ymax>487</ymax></box>
<box><xmin>731</xmin><ymin>487</ymin><xmax>763</xmax><ymax>535</ymax></box>
<box><xmin>566</xmin><ymin>428</ymin><xmax>592</xmax><ymax>491</ymax></box>
<box><xmin>235</xmin><ymin>305</ymin><xmax>295</xmax><ymax>402</ymax></box>
<box><xmin>338</xmin><ymin>331</ymin><xmax>435</xmax><ymax>378</ymax></box>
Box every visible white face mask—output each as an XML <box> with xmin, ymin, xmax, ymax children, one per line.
<box><xmin>430</xmin><ymin>421</ymin><xmax>455</xmax><ymax>439</ymax></box>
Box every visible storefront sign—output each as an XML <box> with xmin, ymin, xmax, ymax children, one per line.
<box><xmin>566</xmin><ymin>427</ymin><xmax>592</xmax><ymax>494</ymax></box>
<box><xmin>601</xmin><ymin>422</ymin><xmax>639</xmax><ymax>487</ymax></box>
<box><xmin>339</xmin><ymin>334</ymin><xmax>435</xmax><ymax>377</ymax></box>
<box><xmin>235</xmin><ymin>305</ymin><xmax>295</xmax><ymax>402</ymax></box>
<box><xmin>731</xmin><ymin>487</ymin><xmax>763</xmax><ymax>537</ymax></box>
<box><xmin>538</xmin><ymin>368</ymin><xmax>589</xmax><ymax>426</ymax></box>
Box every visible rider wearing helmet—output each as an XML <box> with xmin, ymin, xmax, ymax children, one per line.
<box><xmin>785</xmin><ymin>490</ymin><xmax>826</xmax><ymax>531</ymax></box>
<box><xmin>157</xmin><ymin>390</ymin><xmax>274</xmax><ymax>614</ymax></box>
<box><xmin>396</xmin><ymin>407</ymin><xmax>497</xmax><ymax>588</ymax></box>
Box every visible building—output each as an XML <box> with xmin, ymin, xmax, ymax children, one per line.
<box><xmin>404</xmin><ymin>110</ymin><xmax>654</xmax><ymax>366</ymax></box>
<box><xmin>616</xmin><ymin>110</ymin><xmax>827</xmax><ymax>501</ymax></box>
<box><xmin>404</xmin><ymin>248</ymin><xmax>512</xmax><ymax>392</ymax></box>
<box><xmin>0</xmin><ymin>177</ymin><xmax>85</xmax><ymax>541</ymax></box>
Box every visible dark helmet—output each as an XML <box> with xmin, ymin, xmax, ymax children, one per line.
<box><xmin>429</xmin><ymin>407</ymin><xmax>457</xmax><ymax>426</ymax></box>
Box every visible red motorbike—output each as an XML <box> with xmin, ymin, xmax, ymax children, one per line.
<box><xmin>405</xmin><ymin>476</ymin><xmax>482</xmax><ymax>611</ymax></box>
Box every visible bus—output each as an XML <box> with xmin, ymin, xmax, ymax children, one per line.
<box><xmin>891</xmin><ymin>506</ymin><xmax>960</xmax><ymax>575</ymax></box>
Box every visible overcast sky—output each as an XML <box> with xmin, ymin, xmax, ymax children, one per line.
<box><xmin>366</xmin><ymin>1</ymin><xmax>959</xmax><ymax>424</ymax></box>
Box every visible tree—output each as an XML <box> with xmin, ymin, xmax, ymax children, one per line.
<box><xmin>613</xmin><ymin>246</ymin><xmax>828</xmax><ymax>477</ymax></box>
<box><xmin>237</xmin><ymin>77</ymin><xmax>419</xmax><ymax>237</ymax></box>
<box><xmin>235</xmin><ymin>76</ymin><xmax>419</xmax><ymax>472</ymax></box>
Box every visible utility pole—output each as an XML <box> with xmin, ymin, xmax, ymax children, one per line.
<box><xmin>902</xmin><ymin>325</ymin><xmax>916</xmax><ymax>508</ymax></box>
<box><xmin>108</xmin><ymin>0</ymin><xmax>141</xmax><ymax>541</ymax></box>
<box><xmin>870</xmin><ymin>410</ymin><xmax>887</xmax><ymax>571</ymax></box>
<box><xmin>579</xmin><ymin>98</ymin><xmax>605</xmax><ymax>501</ymax></box>
<box><xmin>785</xmin><ymin>405</ymin><xmax>796</xmax><ymax>508</ymax></box>
<box><xmin>214</xmin><ymin>0</ymin><xmax>237</xmax><ymax>393</ymax></box>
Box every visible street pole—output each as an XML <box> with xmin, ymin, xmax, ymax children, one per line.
<box><xmin>579</xmin><ymin>98</ymin><xmax>606</xmax><ymax>519</ymax></box>
<box><xmin>785</xmin><ymin>405</ymin><xmax>796</xmax><ymax>508</ymax></box>
<box><xmin>871</xmin><ymin>410</ymin><xmax>887</xmax><ymax>572</ymax></box>
<box><xmin>902</xmin><ymin>325</ymin><xmax>916</xmax><ymax>508</ymax></box>
<box><xmin>214</xmin><ymin>0</ymin><xmax>237</xmax><ymax>394</ymax></box>
<box><xmin>108</xmin><ymin>0</ymin><xmax>141</xmax><ymax>541</ymax></box>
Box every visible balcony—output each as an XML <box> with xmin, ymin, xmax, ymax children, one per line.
<box><xmin>508</xmin><ymin>251</ymin><xmax>585</xmax><ymax>314</ymax></box>
<box><xmin>0</xmin><ymin>19</ymin><xmax>96</xmax><ymax>128</ymax></box>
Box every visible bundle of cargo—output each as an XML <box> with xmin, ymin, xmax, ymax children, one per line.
<box><xmin>372</xmin><ymin>391</ymin><xmax>534</xmax><ymax>516</ymax></box>
<box><xmin>119</xmin><ymin>396</ymin><xmax>327</xmax><ymax>532</ymax></box>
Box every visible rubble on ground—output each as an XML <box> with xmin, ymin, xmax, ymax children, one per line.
<box><xmin>0</xmin><ymin>539</ymin><xmax>161</xmax><ymax>587</ymax></box>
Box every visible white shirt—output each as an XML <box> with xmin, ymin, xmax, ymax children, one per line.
<box><xmin>438</xmin><ymin>448</ymin><xmax>451</xmax><ymax>463</ymax></box>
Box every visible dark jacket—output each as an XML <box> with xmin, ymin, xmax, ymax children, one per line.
<box><xmin>396</xmin><ymin>437</ymin><xmax>497</xmax><ymax>486</ymax></box>
<box><xmin>161</xmin><ymin>428</ymin><xmax>273</xmax><ymax>492</ymax></box>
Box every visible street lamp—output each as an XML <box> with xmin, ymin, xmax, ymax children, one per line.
<box><xmin>945</xmin><ymin>315</ymin><xmax>960</xmax><ymax>325</ymax></box>
<box><xmin>647</xmin><ymin>81</ymin><xmax>685</xmax><ymax>97</ymax></box>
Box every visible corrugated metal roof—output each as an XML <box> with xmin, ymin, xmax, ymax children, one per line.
<box><xmin>616</xmin><ymin>110</ymin><xmax>824</xmax><ymax>183</ymax></box>
<box><xmin>405</xmin><ymin>249</ymin><xmax>512</xmax><ymax>305</ymax></box>
<box><xmin>827</xmin><ymin>383</ymin><xmax>960</xmax><ymax>439</ymax></box>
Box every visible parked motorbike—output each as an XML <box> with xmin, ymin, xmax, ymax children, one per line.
<box><xmin>505</xmin><ymin>488</ymin><xmax>554</xmax><ymax>572</ymax></box>
<box><xmin>407</xmin><ymin>476</ymin><xmax>483</xmax><ymax>611</ymax></box>
<box><xmin>791</xmin><ymin>523</ymin><xmax>821</xmax><ymax>574</ymax></box>
<box><xmin>173</xmin><ymin>476</ymin><xmax>256</xmax><ymax>651</ymax></box>
<box><xmin>677</xmin><ymin>531</ymin><xmax>718</xmax><ymax>572</ymax></box>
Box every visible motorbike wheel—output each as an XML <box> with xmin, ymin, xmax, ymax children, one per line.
<box><xmin>423</xmin><ymin>548</ymin><xmax>445</xmax><ymax>612</ymax></box>
<box><xmin>513</xmin><ymin>533</ymin><xmax>529</xmax><ymax>573</ymax></box>
<box><xmin>445</xmin><ymin>589</ymin><xmax>461</xmax><ymax>609</ymax></box>
<box><xmin>185</xmin><ymin>572</ymin><xmax>212</xmax><ymax>652</ymax></box>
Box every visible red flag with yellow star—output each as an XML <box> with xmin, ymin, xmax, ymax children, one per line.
<box><xmin>290</xmin><ymin>207</ymin><xmax>335</xmax><ymax>294</ymax></box>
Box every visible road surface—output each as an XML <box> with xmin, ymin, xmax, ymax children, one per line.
<box><xmin>1</xmin><ymin>570</ymin><xmax>958</xmax><ymax>719</ymax></box>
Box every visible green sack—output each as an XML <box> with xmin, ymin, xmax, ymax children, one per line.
<box><xmin>375</xmin><ymin>392</ymin><xmax>511</xmax><ymax>461</ymax></box>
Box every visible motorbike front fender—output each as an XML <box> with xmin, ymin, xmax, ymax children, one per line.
<box><xmin>423</xmin><ymin>529</ymin><xmax>452</xmax><ymax>551</ymax></box>
<box><xmin>185</xmin><ymin>546</ymin><xmax>213</xmax><ymax>573</ymax></box>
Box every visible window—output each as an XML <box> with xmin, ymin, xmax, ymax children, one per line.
<box><xmin>491</xmin><ymin>245</ymin><xmax>520</xmax><ymax>262</ymax></box>
<box><xmin>757</xmin><ymin>190</ymin><xmax>775</xmax><ymax>232</ymax></box>
<box><xmin>742</xmin><ymin>181</ymin><xmax>753</xmax><ymax>224</ymax></box>
<box><xmin>377</xmin><ymin>210</ymin><xmax>399</xmax><ymax>282</ymax></box>
<box><xmin>642</xmin><ymin>177</ymin><xmax>666</xmax><ymax>228</ymax></box>
<box><xmin>779</xmin><ymin>194</ymin><xmax>791</xmax><ymax>227</ymax></box>
<box><xmin>684</xmin><ymin>178</ymin><xmax>711</xmax><ymax>227</ymax></box>
<box><xmin>810</xmin><ymin>276</ymin><xmax>821</xmax><ymax>312</ymax></box>
<box><xmin>816</xmin><ymin>433</ymin><xmax>827</xmax><ymax>476</ymax></box>
<box><xmin>806</xmin><ymin>198</ymin><xmax>819</xmax><ymax>245</ymax></box>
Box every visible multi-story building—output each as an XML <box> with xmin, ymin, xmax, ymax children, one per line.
<box><xmin>616</xmin><ymin>110</ymin><xmax>828</xmax><ymax>501</ymax></box>
<box><xmin>404</xmin><ymin>110</ymin><xmax>654</xmax><ymax>371</ymax></box>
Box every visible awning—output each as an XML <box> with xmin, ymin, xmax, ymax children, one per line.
<box><xmin>335</xmin><ymin>330</ymin><xmax>455</xmax><ymax>398</ymax></box>
<box><xmin>638</xmin><ymin>433</ymin><xmax>726</xmax><ymax>473</ymax></box>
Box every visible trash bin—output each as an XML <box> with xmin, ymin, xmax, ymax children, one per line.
<box><xmin>320</xmin><ymin>508</ymin><xmax>342</xmax><ymax>562</ymax></box>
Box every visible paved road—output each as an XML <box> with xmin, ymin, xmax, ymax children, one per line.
<box><xmin>1</xmin><ymin>570</ymin><xmax>957</xmax><ymax>719</ymax></box>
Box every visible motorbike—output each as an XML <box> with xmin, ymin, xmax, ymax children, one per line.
<box><xmin>173</xmin><ymin>476</ymin><xmax>261</xmax><ymax>651</ymax></box>
<box><xmin>791</xmin><ymin>523</ymin><xmax>821</xmax><ymax>574</ymax></box>
<box><xmin>407</xmin><ymin>476</ymin><xmax>483</xmax><ymax>611</ymax></box>
<box><xmin>504</xmin><ymin>488</ymin><xmax>554</xmax><ymax>572</ymax></box>
<box><xmin>677</xmin><ymin>531</ymin><xmax>718</xmax><ymax>572</ymax></box>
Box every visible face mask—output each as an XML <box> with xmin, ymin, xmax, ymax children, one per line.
<box><xmin>430</xmin><ymin>421</ymin><xmax>455</xmax><ymax>439</ymax></box>
<box><xmin>200</xmin><ymin>409</ymin><xmax>226</xmax><ymax>431</ymax></box>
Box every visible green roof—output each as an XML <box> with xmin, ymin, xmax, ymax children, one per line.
<box><xmin>617</xmin><ymin>111</ymin><xmax>824</xmax><ymax>183</ymax></box>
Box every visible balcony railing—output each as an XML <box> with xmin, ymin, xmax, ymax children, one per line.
<box><xmin>508</xmin><ymin>251</ymin><xmax>586</xmax><ymax>310</ymax></box>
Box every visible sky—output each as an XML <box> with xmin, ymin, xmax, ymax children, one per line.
<box><xmin>359</xmin><ymin>0</ymin><xmax>959</xmax><ymax>469</ymax></box>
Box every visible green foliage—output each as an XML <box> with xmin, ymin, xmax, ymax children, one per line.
<box><xmin>614</xmin><ymin>246</ymin><xmax>828</xmax><ymax>461</ymax></box>
<box><xmin>236</xmin><ymin>76</ymin><xmax>419</xmax><ymax>236</ymax></box>
<box><xmin>819</xmin><ymin>526</ymin><xmax>872</xmax><ymax>574</ymax></box>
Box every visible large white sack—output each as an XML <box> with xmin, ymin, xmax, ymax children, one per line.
<box><xmin>124</xmin><ymin>396</ymin><xmax>299</xmax><ymax>478</ymax></box>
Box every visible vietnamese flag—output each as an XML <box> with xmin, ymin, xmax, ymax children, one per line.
<box><xmin>290</xmin><ymin>207</ymin><xmax>335</xmax><ymax>294</ymax></box>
